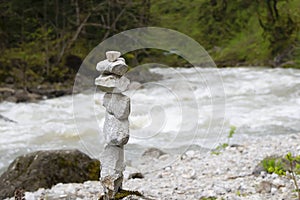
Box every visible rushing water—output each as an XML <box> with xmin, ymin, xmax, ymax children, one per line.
<box><xmin>0</xmin><ymin>67</ymin><xmax>299</xmax><ymax>174</ymax></box>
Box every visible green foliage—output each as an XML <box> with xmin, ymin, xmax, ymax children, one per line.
<box><xmin>228</xmin><ymin>126</ymin><xmax>236</xmax><ymax>139</ymax></box>
<box><xmin>262</xmin><ymin>157</ymin><xmax>286</xmax><ymax>176</ymax></box>
<box><xmin>211</xmin><ymin>125</ymin><xmax>236</xmax><ymax>155</ymax></box>
<box><xmin>0</xmin><ymin>0</ymin><xmax>151</xmax><ymax>88</ymax></box>
<box><xmin>1</xmin><ymin>0</ymin><xmax>300</xmax><ymax>90</ymax></box>
<box><xmin>261</xmin><ymin>153</ymin><xmax>300</xmax><ymax>199</ymax></box>
<box><xmin>150</xmin><ymin>0</ymin><xmax>300</xmax><ymax>67</ymax></box>
<box><xmin>199</xmin><ymin>197</ymin><xmax>217</xmax><ymax>200</ymax></box>
<box><xmin>286</xmin><ymin>152</ymin><xmax>300</xmax><ymax>200</ymax></box>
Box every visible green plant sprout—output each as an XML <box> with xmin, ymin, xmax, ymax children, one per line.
<box><xmin>262</xmin><ymin>157</ymin><xmax>286</xmax><ymax>176</ymax></box>
<box><xmin>212</xmin><ymin>126</ymin><xmax>236</xmax><ymax>155</ymax></box>
<box><xmin>286</xmin><ymin>152</ymin><xmax>300</xmax><ymax>200</ymax></box>
<box><xmin>261</xmin><ymin>153</ymin><xmax>300</xmax><ymax>200</ymax></box>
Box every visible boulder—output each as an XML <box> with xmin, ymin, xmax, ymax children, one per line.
<box><xmin>142</xmin><ymin>148</ymin><xmax>166</xmax><ymax>158</ymax></box>
<box><xmin>0</xmin><ymin>149</ymin><xmax>100</xmax><ymax>199</ymax></box>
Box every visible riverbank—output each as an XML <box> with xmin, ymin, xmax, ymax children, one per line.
<box><xmin>5</xmin><ymin>133</ymin><xmax>300</xmax><ymax>200</ymax></box>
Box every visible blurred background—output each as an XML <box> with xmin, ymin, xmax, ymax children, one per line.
<box><xmin>0</xmin><ymin>0</ymin><xmax>299</xmax><ymax>94</ymax></box>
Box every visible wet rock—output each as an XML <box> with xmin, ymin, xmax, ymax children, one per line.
<box><xmin>15</xmin><ymin>90</ymin><xmax>42</xmax><ymax>103</ymax></box>
<box><xmin>28</xmin><ymin>88</ymin><xmax>72</xmax><ymax>99</ymax></box>
<box><xmin>0</xmin><ymin>87</ymin><xmax>15</xmax><ymax>101</ymax></box>
<box><xmin>0</xmin><ymin>149</ymin><xmax>100</xmax><ymax>199</ymax></box>
<box><xmin>128</xmin><ymin>172</ymin><xmax>144</xmax><ymax>180</ymax></box>
<box><xmin>0</xmin><ymin>114</ymin><xmax>17</xmax><ymax>123</ymax></box>
<box><xmin>103</xmin><ymin>93</ymin><xmax>130</xmax><ymax>120</ymax></box>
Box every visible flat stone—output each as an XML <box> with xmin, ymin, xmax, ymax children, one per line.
<box><xmin>96</xmin><ymin>58</ymin><xmax>128</xmax><ymax>76</ymax></box>
<box><xmin>103</xmin><ymin>93</ymin><xmax>130</xmax><ymax>120</ymax></box>
<box><xmin>95</xmin><ymin>75</ymin><xmax>130</xmax><ymax>93</ymax></box>
<box><xmin>103</xmin><ymin>113</ymin><xmax>129</xmax><ymax>145</ymax></box>
<box><xmin>106</xmin><ymin>51</ymin><xmax>121</xmax><ymax>62</ymax></box>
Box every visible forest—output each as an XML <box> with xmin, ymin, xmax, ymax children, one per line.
<box><xmin>0</xmin><ymin>0</ymin><xmax>299</xmax><ymax>91</ymax></box>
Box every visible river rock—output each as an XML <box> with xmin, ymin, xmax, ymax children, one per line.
<box><xmin>0</xmin><ymin>149</ymin><xmax>100</xmax><ymax>199</ymax></box>
<box><xmin>103</xmin><ymin>93</ymin><xmax>130</xmax><ymax>120</ymax></box>
<box><xmin>95</xmin><ymin>74</ymin><xmax>130</xmax><ymax>93</ymax></box>
<box><xmin>103</xmin><ymin>113</ymin><xmax>129</xmax><ymax>145</ymax></box>
<box><xmin>128</xmin><ymin>172</ymin><xmax>144</xmax><ymax>180</ymax></box>
<box><xmin>100</xmin><ymin>145</ymin><xmax>124</xmax><ymax>197</ymax></box>
<box><xmin>96</xmin><ymin>59</ymin><xmax>128</xmax><ymax>76</ymax></box>
<box><xmin>256</xmin><ymin>181</ymin><xmax>273</xmax><ymax>193</ymax></box>
<box><xmin>106</xmin><ymin>51</ymin><xmax>121</xmax><ymax>62</ymax></box>
<box><xmin>142</xmin><ymin>148</ymin><xmax>166</xmax><ymax>158</ymax></box>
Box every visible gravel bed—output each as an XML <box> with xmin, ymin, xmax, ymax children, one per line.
<box><xmin>6</xmin><ymin>133</ymin><xmax>300</xmax><ymax>200</ymax></box>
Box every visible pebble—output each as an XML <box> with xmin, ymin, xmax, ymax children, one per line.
<box><xmin>4</xmin><ymin>134</ymin><xmax>300</xmax><ymax>200</ymax></box>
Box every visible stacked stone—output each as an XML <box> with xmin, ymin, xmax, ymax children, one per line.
<box><xmin>95</xmin><ymin>51</ymin><xmax>130</xmax><ymax>199</ymax></box>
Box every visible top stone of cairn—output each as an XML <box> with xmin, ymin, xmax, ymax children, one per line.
<box><xmin>106</xmin><ymin>51</ymin><xmax>121</xmax><ymax>62</ymax></box>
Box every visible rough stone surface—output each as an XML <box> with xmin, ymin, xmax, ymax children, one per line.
<box><xmin>103</xmin><ymin>93</ymin><xmax>130</xmax><ymax>120</ymax></box>
<box><xmin>0</xmin><ymin>149</ymin><xmax>100</xmax><ymax>199</ymax></box>
<box><xmin>100</xmin><ymin>145</ymin><xmax>124</xmax><ymax>197</ymax></box>
<box><xmin>96</xmin><ymin>58</ymin><xmax>128</xmax><ymax>76</ymax></box>
<box><xmin>95</xmin><ymin>75</ymin><xmax>130</xmax><ymax>93</ymax></box>
<box><xmin>106</xmin><ymin>51</ymin><xmax>121</xmax><ymax>62</ymax></box>
<box><xmin>96</xmin><ymin>52</ymin><xmax>131</xmax><ymax>199</ymax></box>
<box><xmin>103</xmin><ymin>113</ymin><xmax>129</xmax><ymax>145</ymax></box>
<box><xmin>100</xmin><ymin>145</ymin><xmax>125</xmax><ymax>175</ymax></box>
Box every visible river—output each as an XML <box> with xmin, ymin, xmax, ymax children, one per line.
<box><xmin>0</xmin><ymin>67</ymin><xmax>299</xmax><ymax>174</ymax></box>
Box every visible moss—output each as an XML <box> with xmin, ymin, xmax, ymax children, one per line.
<box><xmin>199</xmin><ymin>197</ymin><xmax>217</xmax><ymax>200</ymax></box>
<box><xmin>87</xmin><ymin>160</ymin><xmax>100</xmax><ymax>181</ymax></box>
<box><xmin>114</xmin><ymin>189</ymin><xmax>143</xmax><ymax>199</ymax></box>
<box><xmin>99</xmin><ymin>189</ymin><xmax>144</xmax><ymax>200</ymax></box>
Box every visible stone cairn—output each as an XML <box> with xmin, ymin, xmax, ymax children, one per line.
<box><xmin>95</xmin><ymin>51</ymin><xmax>130</xmax><ymax>199</ymax></box>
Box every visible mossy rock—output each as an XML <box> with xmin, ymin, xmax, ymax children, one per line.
<box><xmin>0</xmin><ymin>149</ymin><xmax>100</xmax><ymax>199</ymax></box>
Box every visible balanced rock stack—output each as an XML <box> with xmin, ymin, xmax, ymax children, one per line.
<box><xmin>95</xmin><ymin>51</ymin><xmax>130</xmax><ymax>199</ymax></box>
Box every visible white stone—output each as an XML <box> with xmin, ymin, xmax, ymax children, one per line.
<box><xmin>103</xmin><ymin>93</ymin><xmax>130</xmax><ymax>120</ymax></box>
<box><xmin>106</xmin><ymin>51</ymin><xmax>121</xmax><ymax>62</ymax></box>
<box><xmin>95</xmin><ymin>74</ymin><xmax>130</xmax><ymax>93</ymax></box>
<box><xmin>96</xmin><ymin>58</ymin><xmax>128</xmax><ymax>76</ymax></box>
<box><xmin>103</xmin><ymin>112</ymin><xmax>129</xmax><ymax>145</ymax></box>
